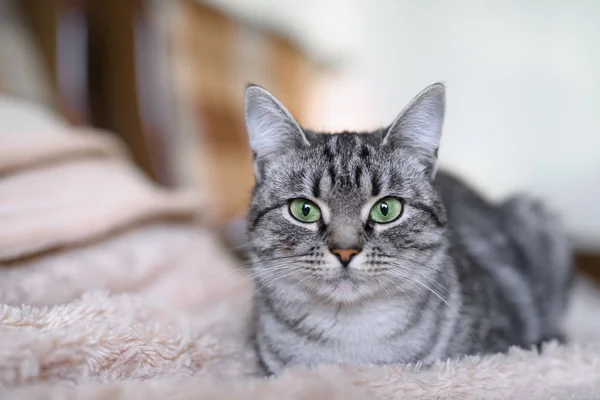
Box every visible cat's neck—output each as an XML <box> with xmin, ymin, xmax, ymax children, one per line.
<box><xmin>260</xmin><ymin>281</ymin><xmax>427</xmax><ymax>321</ymax></box>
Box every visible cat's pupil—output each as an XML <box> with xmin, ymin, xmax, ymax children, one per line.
<box><xmin>302</xmin><ymin>203</ymin><xmax>311</xmax><ymax>217</ymax></box>
<box><xmin>380</xmin><ymin>202</ymin><xmax>389</xmax><ymax>216</ymax></box>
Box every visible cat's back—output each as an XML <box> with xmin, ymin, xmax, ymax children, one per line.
<box><xmin>434</xmin><ymin>170</ymin><xmax>572</xmax><ymax>350</ymax></box>
<box><xmin>434</xmin><ymin>170</ymin><xmax>499</xmax><ymax>231</ymax></box>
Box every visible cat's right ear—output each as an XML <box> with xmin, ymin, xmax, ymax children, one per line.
<box><xmin>245</xmin><ymin>85</ymin><xmax>310</xmax><ymax>164</ymax></box>
<box><xmin>382</xmin><ymin>83</ymin><xmax>445</xmax><ymax>176</ymax></box>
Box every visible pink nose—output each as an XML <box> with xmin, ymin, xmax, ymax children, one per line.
<box><xmin>331</xmin><ymin>248</ymin><xmax>359</xmax><ymax>264</ymax></box>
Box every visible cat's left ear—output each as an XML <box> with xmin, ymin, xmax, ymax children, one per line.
<box><xmin>382</xmin><ymin>83</ymin><xmax>445</xmax><ymax>174</ymax></box>
<box><xmin>245</xmin><ymin>84</ymin><xmax>310</xmax><ymax>162</ymax></box>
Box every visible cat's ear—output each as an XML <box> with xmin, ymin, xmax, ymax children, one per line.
<box><xmin>382</xmin><ymin>83</ymin><xmax>445</xmax><ymax>172</ymax></box>
<box><xmin>245</xmin><ymin>84</ymin><xmax>310</xmax><ymax>161</ymax></box>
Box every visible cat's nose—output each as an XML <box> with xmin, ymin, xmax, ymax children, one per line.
<box><xmin>330</xmin><ymin>248</ymin><xmax>361</xmax><ymax>267</ymax></box>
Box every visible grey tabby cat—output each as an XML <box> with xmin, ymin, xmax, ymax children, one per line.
<box><xmin>244</xmin><ymin>82</ymin><xmax>573</xmax><ymax>375</ymax></box>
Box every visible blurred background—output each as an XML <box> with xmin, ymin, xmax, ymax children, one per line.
<box><xmin>0</xmin><ymin>0</ymin><xmax>598</xmax><ymax>276</ymax></box>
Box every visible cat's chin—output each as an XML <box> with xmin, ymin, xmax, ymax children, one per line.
<box><xmin>304</xmin><ymin>273</ymin><xmax>381</xmax><ymax>306</ymax></box>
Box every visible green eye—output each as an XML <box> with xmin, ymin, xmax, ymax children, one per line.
<box><xmin>369</xmin><ymin>197</ymin><xmax>403</xmax><ymax>224</ymax></box>
<box><xmin>289</xmin><ymin>198</ymin><xmax>322</xmax><ymax>223</ymax></box>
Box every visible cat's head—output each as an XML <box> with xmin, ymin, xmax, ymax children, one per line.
<box><xmin>245</xmin><ymin>83</ymin><xmax>449</xmax><ymax>305</ymax></box>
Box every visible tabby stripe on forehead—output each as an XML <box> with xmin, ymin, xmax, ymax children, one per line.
<box><xmin>328</xmin><ymin>165</ymin><xmax>337</xmax><ymax>187</ymax></box>
<box><xmin>312</xmin><ymin>173</ymin><xmax>321</xmax><ymax>198</ymax></box>
<box><xmin>371</xmin><ymin>171</ymin><xmax>381</xmax><ymax>196</ymax></box>
<box><xmin>323</xmin><ymin>144</ymin><xmax>334</xmax><ymax>163</ymax></box>
<box><xmin>360</xmin><ymin>145</ymin><xmax>371</xmax><ymax>160</ymax></box>
<box><xmin>354</xmin><ymin>165</ymin><xmax>363</xmax><ymax>187</ymax></box>
<box><xmin>249</xmin><ymin>201</ymin><xmax>287</xmax><ymax>231</ymax></box>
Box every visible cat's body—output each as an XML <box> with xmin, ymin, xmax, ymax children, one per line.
<box><xmin>244</xmin><ymin>84</ymin><xmax>573</xmax><ymax>375</ymax></box>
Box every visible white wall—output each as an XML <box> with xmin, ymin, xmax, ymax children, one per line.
<box><xmin>205</xmin><ymin>0</ymin><xmax>600</xmax><ymax>250</ymax></box>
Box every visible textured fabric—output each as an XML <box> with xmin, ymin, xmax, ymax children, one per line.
<box><xmin>0</xmin><ymin>99</ymin><xmax>201</xmax><ymax>261</ymax></box>
<box><xmin>0</xmin><ymin>278</ymin><xmax>599</xmax><ymax>399</ymax></box>
<box><xmin>0</xmin><ymin>127</ymin><xmax>126</xmax><ymax>172</ymax></box>
<box><xmin>0</xmin><ymin>159</ymin><xmax>199</xmax><ymax>261</ymax></box>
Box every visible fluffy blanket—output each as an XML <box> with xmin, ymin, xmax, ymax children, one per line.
<box><xmin>1</xmin><ymin>97</ymin><xmax>600</xmax><ymax>399</ymax></box>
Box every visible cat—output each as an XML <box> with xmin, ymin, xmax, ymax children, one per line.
<box><xmin>244</xmin><ymin>82</ymin><xmax>573</xmax><ymax>375</ymax></box>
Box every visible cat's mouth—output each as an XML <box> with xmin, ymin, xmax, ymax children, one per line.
<box><xmin>322</xmin><ymin>267</ymin><xmax>363</xmax><ymax>285</ymax></box>
<box><xmin>305</xmin><ymin>268</ymin><xmax>381</xmax><ymax>305</ymax></box>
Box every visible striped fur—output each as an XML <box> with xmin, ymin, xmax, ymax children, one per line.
<box><xmin>245</xmin><ymin>83</ymin><xmax>573</xmax><ymax>375</ymax></box>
